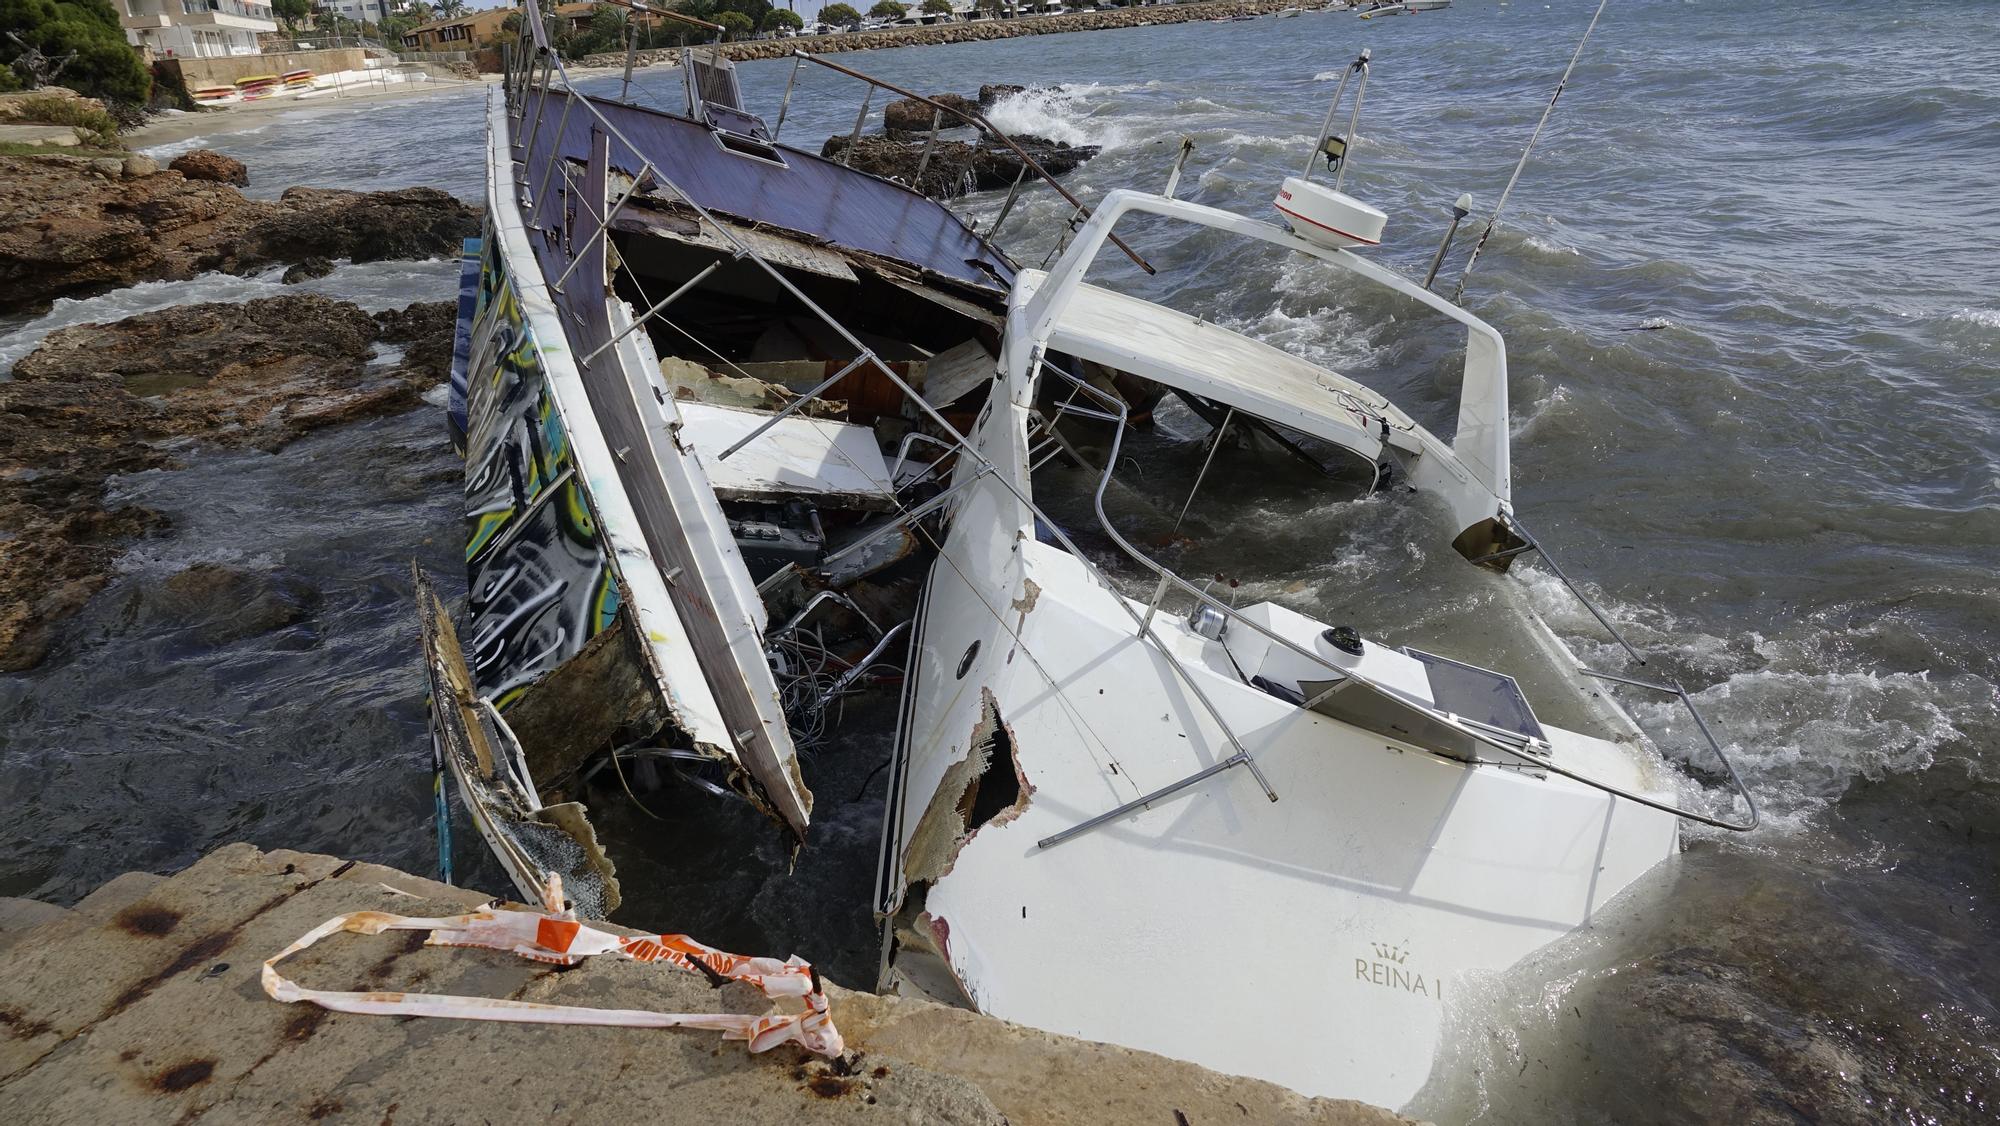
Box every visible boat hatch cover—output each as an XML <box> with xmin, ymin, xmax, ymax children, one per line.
<box><xmin>1404</xmin><ymin>647</ymin><xmax>1547</xmax><ymax>745</ymax></box>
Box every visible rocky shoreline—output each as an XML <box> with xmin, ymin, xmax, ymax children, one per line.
<box><xmin>580</xmin><ymin>0</ymin><xmax>1314</xmax><ymax>69</ymax></box>
<box><xmin>0</xmin><ymin>151</ymin><xmax>477</xmax><ymax>317</ymax></box>
<box><xmin>0</xmin><ymin>151</ymin><xmax>475</xmax><ymax>672</ymax></box>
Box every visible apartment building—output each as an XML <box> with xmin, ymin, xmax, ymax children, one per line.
<box><xmin>119</xmin><ymin>0</ymin><xmax>279</xmax><ymax>59</ymax></box>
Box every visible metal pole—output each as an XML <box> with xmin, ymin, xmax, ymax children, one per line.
<box><xmin>717</xmin><ymin>352</ymin><xmax>876</xmax><ymax>460</ymax></box>
<box><xmin>1422</xmin><ymin>193</ymin><xmax>1473</xmax><ymax>291</ymax></box>
<box><xmin>1162</xmin><ymin>136</ymin><xmax>1195</xmax><ymax>198</ymax></box>
<box><xmin>772</xmin><ymin>55</ymin><xmax>802</xmax><ymax>141</ymax></box>
<box><xmin>912</xmin><ymin>108</ymin><xmax>943</xmax><ymax>191</ymax></box>
<box><xmin>1454</xmin><ymin>0</ymin><xmax>1610</xmax><ymax>302</ymax></box>
<box><xmin>1303</xmin><ymin>52</ymin><xmax>1362</xmax><ymax>181</ymax></box>
<box><xmin>840</xmin><ymin>87</ymin><xmax>872</xmax><ymax>166</ymax></box>
<box><xmin>531</xmin><ymin>85</ymin><xmax>576</xmax><ymax>219</ymax></box>
<box><xmin>619</xmin><ymin>23</ymin><xmax>639</xmax><ymax>102</ymax></box>
<box><xmin>1037</xmin><ymin>750</ymin><xmax>1263</xmax><ymax>850</ymax></box>
<box><xmin>551</xmin><ymin>177</ymin><xmax>642</xmax><ymax>292</ymax></box>
<box><xmin>580</xmin><ymin>259</ymin><xmax>722</xmax><ymax>363</ymax></box>
<box><xmin>1332</xmin><ymin>58</ymin><xmax>1370</xmax><ymax>194</ymax></box>
<box><xmin>1171</xmin><ymin>407</ymin><xmax>1233</xmax><ymax>533</ymax></box>
<box><xmin>989</xmin><ymin>160</ymin><xmax>1029</xmax><ymax>237</ymax></box>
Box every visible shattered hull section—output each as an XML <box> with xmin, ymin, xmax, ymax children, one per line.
<box><xmin>416</xmin><ymin>566</ymin><xmax>622</xmax><ymax>918</ymax></box>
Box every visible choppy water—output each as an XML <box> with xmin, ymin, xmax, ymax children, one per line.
<box><xmin>5</xmin><ymin>1</ymin><xmax>1997</xmax><ymax>1120</ymax></box>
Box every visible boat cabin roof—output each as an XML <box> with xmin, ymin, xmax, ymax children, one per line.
<box><xmin>542</xmin><ymin>91</ymin><xmax>1014</xmax><ymax>295</ymax></box>
<box><xmin>1013</xmin><ymin>269</ymin><xmax>1410</xmax><ymax>462</ymax></box>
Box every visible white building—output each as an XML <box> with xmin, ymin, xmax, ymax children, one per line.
<box><xmin>319</xmin><ymin>0</ymin><xmax>392</xmax><ymax>25</ymax></box>
<box><xmin>119</xmin><ymin>0</ymin><xmax>279</xmax><ymax>59</ymax></box>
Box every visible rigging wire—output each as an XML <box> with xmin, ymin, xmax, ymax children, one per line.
<box><xmin>1451</xmin><ymin>0</ymin><xmax>1611</xmax><ymax>303</ymax></box>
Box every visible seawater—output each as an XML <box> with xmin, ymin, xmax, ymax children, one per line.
<box><xmin>4</xmin><ymin>1</ymin><xmax>1996</xmax><ymax>1120</ymax></box>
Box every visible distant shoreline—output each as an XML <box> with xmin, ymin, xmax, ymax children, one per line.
<box><xmin>580</xmin><ymin>0</ymin><xmax>1327</xmax><ymax>69</ymax></box>
<box><xmin>124</xmin><ymin>75</ymin><xmax>492</xmax><ymax>151</ymax></box>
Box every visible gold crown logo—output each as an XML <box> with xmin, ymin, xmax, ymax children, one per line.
<box><xmin>1370</xmin><ymin>941</ymin><xmax>1409</xmax><ymax>965</ymax></box>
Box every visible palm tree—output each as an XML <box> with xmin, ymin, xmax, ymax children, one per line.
<box><xmin>406</xmin><ymin>0</ymin><xmax>435</xmax><ymax>21</ymax></box>
<box><xmin>437</xmin><ymin>0</ymin><xmax>466</xmax><ymax>16</ymax></box>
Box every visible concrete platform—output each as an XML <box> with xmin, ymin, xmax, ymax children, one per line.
<box><xmin>0</xmin><ymin>844</ymin><xmax>1415</xmax><ymax>1125</ymax></box>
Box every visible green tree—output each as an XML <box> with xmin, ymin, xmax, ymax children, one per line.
<box><xmin>976</xmin><ymin>0</ymin><xmax>1003</xmax><ymax>17</ymax></box>
<box><xmin>272</xmin><ymin>0</ymin><xmax>309</xmax><ymax>30</ymax></box>
<box><xmin>0</xmin><ymin>0</ymin><xmax>150</xmax><ymax>106</ymax></box>
<box><xmin>868</xmin><ymin>0</ymin><xmax>904</xmax><ymax>17</ymax></box>
<box><xmin>437</xmin><ymin>0</ymin><xmax>465</xmax><ymax>16</ymax></box>
<box><xmin>404</xmin><ymin>0</ymin><xmax>433</xmax><ymax>21</ymax></box>
<box><xmin>819</xmin><ymin>1</ymin><xmax>859</xmax><ymax>26</ymax></box>
<box><xmin>760</xmin><ymin>7</ymin><xmax>800</xmax><ymax>31</ymax></box>
<box><xmin>920</xmin><ymin>0</ymin><xmax>951</xmax><ymax>15</ymax></box>
<box><xmin>713</xmin><ymin>8</ymin><xmax>751</xmax><ymax>37</ymax></box>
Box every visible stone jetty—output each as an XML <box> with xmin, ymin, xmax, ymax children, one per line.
<box><xmin>581</xmin><ymin>0</ymin><xmax>1315</xmax><ymax>69</ymax></box>
<box><xmin>0</xmin><ymin>844</ymin><xmax>1415</xmax><ymax>1125</ymax></box>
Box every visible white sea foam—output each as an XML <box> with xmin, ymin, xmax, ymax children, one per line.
<box><xmin>0</xmin><ymin>259</ymin><xmax>459</xmax><ymax>377</ymax></box>
<box><xmin>1520</xmin><ymin>233</ymin><xmax>1582</xmax><ymax>258</ymax></box>
<box><xmin>1945</xmin><ymin>306</ymin><xmax>2000</xmax><ymax>329</ymax></box>
<box><xmin>1509</xmin><ymin>566</ymin><xmax>1997</xmax><ymax>835</ymax></box>
<box><xmin>984</xmin><ymin>85</ymin><xmax>1132</xmax><ymax>149</ymax></box>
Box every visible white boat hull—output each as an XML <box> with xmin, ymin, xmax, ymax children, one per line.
<box><xmin>899</xmin><ymin>522</ymin><xmax>1677</xmax><ymax>1108</ymax></box>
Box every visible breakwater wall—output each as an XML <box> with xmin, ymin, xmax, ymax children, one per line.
<box><xmin>580</xmin><ymin>0</ymin><xmax>1316</xmax><ymax>70</ymax></box>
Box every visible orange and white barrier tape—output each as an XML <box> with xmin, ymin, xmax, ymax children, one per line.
<box><xmin>262</xmin><ymin>877</ymin><xmax>842</xmax><ymax>1057</ymax></box>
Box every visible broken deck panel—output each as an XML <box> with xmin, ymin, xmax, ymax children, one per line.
<box><xmin>0</xmin><ymin>845</ymin><xmax>1414</xmax><ymax>1126</ymax></box>
<box><xmin>543</xmin><ymin>92</ymin><xmax>1015</xmax><ymax>294</ymax></box>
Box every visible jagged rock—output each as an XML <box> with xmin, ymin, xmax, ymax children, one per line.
<box><xmin>821</xmin><ymin>133</ymin><xmax>1099</xmax><ymax>200</ymax></box>
<box><xmin>167</xmin><ymin>148</ymin><xmax>248</xmax><ymax>186</ymax></box>
<box><xmin>280</xmin><ymin>256</ymin><xmax>335</xmax><ymax>284</ymax></box>
<box><xmin>246</xmin><ymin>185</ymin><xmax>476</xmax><ymax>266</ymax></box>
<box><xmin>0</xmin><ymin>155</ymin><xmax>479</xmax><ymax>316</ymax></box>
<box><xmin>979</xmin><ymin>83</ymin><xmax>1026</xmax><ymax>105</ymax></box>
<box><xmin>883</xmin><ymin>92</ymin><xmax>978</xmax><ymax>135</ymax></box>
<box><xmin>0</xmin><ymin>296</ymin><xmax>456</xmax><ymax>672</ymax></box>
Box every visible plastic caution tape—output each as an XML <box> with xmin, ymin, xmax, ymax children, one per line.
<box><xmin>262</xmin><ymin>879</ymin><xmax>842</xmax><ymax>1057</ymax></box>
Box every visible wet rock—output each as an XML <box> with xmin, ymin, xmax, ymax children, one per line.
<box><xmin>820</xmin><ymin>133</ymin><xmax>1099</xmax><ymax>200</ymax></box>
<box><xmin>167</xmin><ymin>149</ymin><xmax>248</xmax><ymax>186</ymax></box>
<box><xmin>280</xmin><ymin>256</ymin><xmax>335</xmax><ymax>284</ymax></box>
<box><xmin>979</xmin><ymin>84</ymin><xmax>1026</xmax><ymax>105</ymax></box>
<box><xmin>883</xmin><ymin>92</ymin><xmax>977</xmax><ymax>135</ymax></box>
<box><xmin>1558</xmin><ymin>855</ymin><xmax>2000</xmax><ymax>1126</ymax></box>
<box><xmin>143</xmin><ymin>563</ymin><xmax>320</xmax><ymax>645</ymax></box>
<box><xmin>0</xmin><ymin>296</ymin><xmax>456</xmax><ymax>671</ymax></box>
<box><xmin>245</xmin><ymin>186</ymin><xmax>477</xmax><ymax>267</ymax></box>
<box><xmin>0</xmin><ymin>154</ymin><xmax>479</xmax><ymax>316</ymax></box>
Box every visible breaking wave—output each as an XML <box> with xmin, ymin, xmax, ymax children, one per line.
<box><xmin>984</xmin><ymin>84</ymin><xmax>1132</xmax><ymax>149</ymax></box>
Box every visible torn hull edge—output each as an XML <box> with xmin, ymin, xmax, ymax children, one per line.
<box><xmin>450</xmin><ymin>87</ymin><xmax>816</xmax><ymax>899</ymax></box>
<box><xmin>416</xmin><ymin>566</ymin><xmax>622</xmax><ymax>917</ymax></box>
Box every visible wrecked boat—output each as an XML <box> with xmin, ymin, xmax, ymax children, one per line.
<box><xmin>434</xmin><ymin>0</ymin><xmax>1076</xmax><ymax>915</ymax></box>
<box><xmin>434</xmin><ymin>6</ymin><xmax>1757</xmax><ymax>1109</ymax></box>
<box><xmin>873</xmin><ymin>54</ymin><xmax>1758</xmax><ymax>1109</ymax></box>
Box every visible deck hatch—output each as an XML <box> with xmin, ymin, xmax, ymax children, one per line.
<box><xmin>1403</xmin><ymin>647</ymin><xmax>1546</xmax><ymax>745</ymax></box>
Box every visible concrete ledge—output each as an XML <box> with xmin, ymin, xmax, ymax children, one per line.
<box><xmin>0</xmin><ymin>845</ymin><xmax>1413</xmax><ymax>1125</ymax></box>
